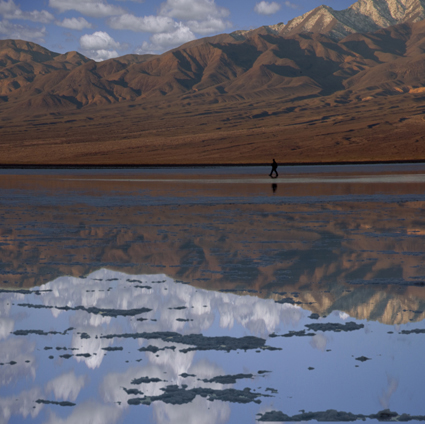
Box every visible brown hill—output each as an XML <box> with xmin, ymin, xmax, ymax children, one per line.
<box><xmin>2</xmin><ymin>20</ymin><xmax>425</xmax><ymax>164</ymax></box>
<box><xmin>3</xmin><ymin>21</ymin><xmax>425</xmax><ymax>110</ymax></box>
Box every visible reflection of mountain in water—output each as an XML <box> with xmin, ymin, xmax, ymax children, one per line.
<box><xmin>2</xmin><ymin>170</ymin><xmax>425</xmax><ymax>326</ymax></box>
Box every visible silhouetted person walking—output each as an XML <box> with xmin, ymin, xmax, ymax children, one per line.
<box><xmin>269</xmin><ymin>158</ymin><xmax>278</xmax><ymax>178</ymax></box>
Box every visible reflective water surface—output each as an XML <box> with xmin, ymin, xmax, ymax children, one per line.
<box><xmin>1</xmin><ymin>164</ymin><xmax>425</xmax><ymax>423</ymax></box>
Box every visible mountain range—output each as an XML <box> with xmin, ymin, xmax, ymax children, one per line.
<box><xmin>2</xmin><ymin>0</ymin><xmax>425</xmax><ymax>164</ymax></box>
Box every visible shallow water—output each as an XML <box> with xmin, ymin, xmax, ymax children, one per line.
<box><xmin>1</xmin><ymin>164</ymin><xmax>425</xmax><ymax>423</ymax></box>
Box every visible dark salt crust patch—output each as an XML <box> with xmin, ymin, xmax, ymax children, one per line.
<box><xmin>257</xmin><ymin>409</ymin><xmax>425</xmax><ymax>422</ymax></box>
<box><xmin>124</xmin><ymin>388</ymin><xmax>143</xmax><ymax>395</ymax></box>
<box><xmin>128</xmin><ymin>385</ymin><xmax>267</xmax><ymax>406</ymax></box>
<box><xmin>36</xmin><ymin>399</ymin><xmax>75</xmax><ymax>407</ymax></box>
<box><xmin>0</xmin><ymin>289</ymin><xmax>52</xmax><ymax>295</ymax></box>
<box><xmin>201</xmin><ymin>373</ymin><xmax>253</xmax><ymax>384</ymax></box>
<box><xmin>101</xmin><ymin>331</ymin><xmax>280</xmax><ymax>352</ymax></box>
<box><xmin>131</xmin><ymin>376</ymin><xmax>163</xmax><ymax>384</ymax></box>
<box><xmin>305</xmin><ymin>322</ymin><xmax>364</xmax><ymax>332</ymax></box>
<box><xmin>13</xmin><ymin>327</ymin><xmax>74</xmax><ymax>336</ymax></box>
<box><xmin>355</xmin><ymin>356</ymin><xmax>371</xmax><ymax>362</ymax></box>
<box><xmin>400</xmin><ymin>328</ymin><xmax>425</xmax><ymax>334</ymax></box>
<box><xmin>138</xmin><ymin>345</ymin><xmax>176</xmax><ymax>353</ymax></box>
<box><xmin>17</xmin><ymin>303</ymin><xmax>152</xmax><ymax>317</ymax></box>
<box><xmin>269</xmin><ymin>330</ymin><xmax>315</xmax><ymax>338</ymax></box>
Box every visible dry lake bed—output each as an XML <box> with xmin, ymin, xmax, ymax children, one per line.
<box><xmin>1</xmin><ymin>164</ymin><xmax>425</xmax><ymax>423</ymax></box>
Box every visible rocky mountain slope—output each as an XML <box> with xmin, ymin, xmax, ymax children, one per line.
<box><xmin>2</xmin><ymin>19</ymin><xmax>425</xmax><ymax>112</ymax></box>
<box><xmin>236</xmin><ymin>0</ymin><xmax>425</xmax><ymax>40</ymax></box>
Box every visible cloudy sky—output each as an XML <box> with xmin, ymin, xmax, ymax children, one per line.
<box><xmin>0</xmin><ymin>0</ymin><xmax>355</xmax><ymax>60</ymax></box>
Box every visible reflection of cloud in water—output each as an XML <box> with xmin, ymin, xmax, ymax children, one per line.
<box><xmin>0</xmin><ymin>338</ymin><xmax>36</xmax><ymax>387</ymax></box>
<box><xmin>309</xmin><ymin>333</ymin><xmax>328</xmax><ymax>351</ymax></box>
<box><xmin>3</xmin><ymin>268</ymin><xmax>307</xmax><ymax>371</ymax></box>
<box><xmin>70</xmin><ymin>326</ymin><xmax>111</xmax><ymax>369</ymax></box>
<box><xmin>339</xmin><ymin>312</ymin><xmax>350</xmax><ymax>321</ymax></box>
<box><xmin>34</xmin><ymin>269</ymin><xmax>304</xmax><ymax>342</ymax></box>
<box><xmin>46</xmin><ymin>371</ymin><xmax>87</xmax><ymax>402</ymax></box>
<box><xmin>101</xmin><ymin>356</ymin><xmax>224</xmax><ymax>405</ymax></box>
<box><xmin>0</xmin><ymin>387</ymin><xmax>43</xmax><ymax>423</ymax></box>
<box><xmin>101</xmin><ymin>357</ymin><xmax>231</xmax><ymax>424</ymax></box>
<box><xmin>153</xmin><ymin>397</ymin><xmax>230</xmax><ymax>424</ymax></box>
<box><xmin>44</xmin><ymin>401</ymin><xmax>122</xmax><ymax>424</ymax></box>
<box><xmin>0</xmin><ymin>297</ymin><xmax>15</xmax><ymax>340</ymax></box>
<box><xmin>0</xmin><ymin>317</ymin><xmax>14</xmax><ymax>340</ymax></box>
<box><xmin>379</xmin><ymin>375</ymin><xmax>399</xmax><ymax>409</ymax></box>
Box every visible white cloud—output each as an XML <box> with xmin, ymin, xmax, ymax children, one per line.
<box><xmin>108</xmin><ymin>13</ymin><xmax>175</xmax><ymax>33</ymax></box>
<box><xmin>80</xmin><ymin>30</ymin><xmax>121</xmax><ymax>50</ymax></box>
<box><xmin>84</xmin><ymin>48</ymin><xmax>119</xmax><ymax>61</ymax></box>
<box><xmin>0</xmin><ymin>0</ymin><xmax>54</xmax><ymax>23</ymax></box>
<box><xmin>49</xmin><ymin>0</ymin><xmax>125</xmax><ymax>18</ymax></box>
<box><xmin>0</xmin><ymin>19</ymin><xmax>47</xmax><ymax>42</ymax></box>
<box><xmin>186</xmin><ymin>16</ymin><xmax>230</xmax><ymax>35</ymax></box>
<box><xmin>57</xmin><ymin>17</ymin><xmax>92</xmax><ymax>30</ymax></box>
<box><xmin>80</xmin><ymin>31</ymin><xmax>123</xmax><ymax>61</ymax></box>
<box><xmin>0</xmin><ymin>0</ymin><xmax>14</xmax><ymax>14</ymax></box>
<box><xmin>159</xmin><ymin>0</ymin><xmax>229</xmax><ymax>21</ymax></box>
<box><xmin>254</xmin><ymin>1</ymin><xmax>281</xmax><ymax>15</ymax></box>
<box><xmin>284</xmin><ymin>1</ymin><xmax>299</xmax><ymax>9</ymax></box>
<box><xmin>136</xmin><ymin>22</ymin><xmax>196</xmax><ymax>53</ymax></box>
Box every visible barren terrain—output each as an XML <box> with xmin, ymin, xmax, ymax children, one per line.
<box><xmin>3</xmin><ymin>21</ymin><xmax>425</xmax><ymax>164</ymax></box>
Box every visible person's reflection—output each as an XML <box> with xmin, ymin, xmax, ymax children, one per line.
<box><xmin>272</xmin><ymin>183</ymin><xmax>277</xmax><ymax>194</ymax></box>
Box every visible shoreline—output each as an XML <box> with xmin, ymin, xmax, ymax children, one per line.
<box><xmin>1</xmin><ymin>159</ymin><xmax>425</xmax><ymax>169</ymax></box>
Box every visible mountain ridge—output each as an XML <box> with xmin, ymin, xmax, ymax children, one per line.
<box><xmin>2</xmin><ymin>0</ymin><xmax>425</xmax><ymax>112</ymax></box>
<box><xmin>2</xmin><ymin>20</ymin><xmax>425</xmax><ymax>111</ymax></box>
<box><xmin>235</xmin><ymin>0</ymin><xmax>425</xmax><ymax>40</ymax></box>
